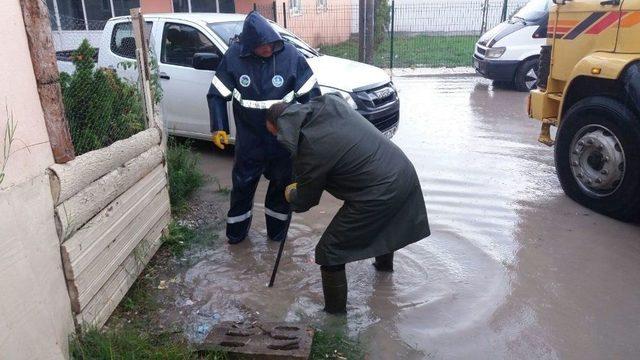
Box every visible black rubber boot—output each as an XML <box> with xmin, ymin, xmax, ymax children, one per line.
<box><xmin>373</xmin><ymin>252</ymin><xmax>394</xmax><ymax>272</ymax></box>
<box><xmin>320</xmin><ymin>267</ymin><xmax>347</xmax><ymax>314</ymax></box>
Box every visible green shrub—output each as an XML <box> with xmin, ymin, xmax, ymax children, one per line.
<box><xmin>167</xmin><ymin>139</ymin><xmax>204</xmax><ymax>213</ymax></box>
<box><xmin>60</xmin><ymin>39</ymin><xmax>145</xmax><ymax>155</ymax></box>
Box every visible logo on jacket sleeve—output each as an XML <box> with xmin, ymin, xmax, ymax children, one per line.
<box><xmin>272</xmin><ymin>75</ymin><xmax>284</xmax><ymax>88</ymax></box>
<box><xmin>239</xmin><ymin>75</ymin><xmax>251</xmax><ymax>87</ymax></box>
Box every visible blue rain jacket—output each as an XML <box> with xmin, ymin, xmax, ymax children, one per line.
<box><xmin>207</xmin><ymin>11</ymin><xmax>319</xmax><ymax>158</ymax></box>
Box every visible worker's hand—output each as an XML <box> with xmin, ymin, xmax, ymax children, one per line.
<box><xmin>211</xmin><ymin>131</ymin><xmax>229</xmax><ymax>150</ymax></box>
<box><xmin>285</xmin><ymin>183</ymin><xmax>298</xmax><ymax>203</ymax></box>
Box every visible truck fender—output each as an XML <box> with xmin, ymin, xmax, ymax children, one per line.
<box><xmin>569</xmin><ymin>52</ymin><xmax>640</xmax><ymax>81</ymax></box>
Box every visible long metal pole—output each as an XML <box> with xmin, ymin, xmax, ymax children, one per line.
<box><xmin>390</xmin><ymin>0</ymin><xmax>395</xmax><ymax>71</ymax></box>
<box><xmin>358</xmin><ymin>0</ymin><xmax>365</xmax><ymax>62</ymax></box>
<box><xmin>282</xmin><ymin>2</ymin><xmax>287</xmax><ymax>28</ymax></box>
<box><xmin>501</xmin><ymin>0</ymin><xmax>509</xmax><ymax>22</ymax></box>
<box><xmin>272</xmin><ymin>1</ymin><xmax>277</xmax><ymax>22</ymax></box>
<box><xmin>268</xmin><ymin>236</ymin><xmax>287</xmax><ymax>287</ymax></box>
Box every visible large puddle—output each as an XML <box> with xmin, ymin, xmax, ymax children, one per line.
<box><xmin>178</xmin><ymin>76</ymin><xmax>640</xmax><ymax>359</ymax></box>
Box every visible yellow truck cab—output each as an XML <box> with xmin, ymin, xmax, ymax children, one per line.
<box><xmin>529</xmin><ymin>0</ymin><xmax>640</xmax><ymax>220</ymax></box>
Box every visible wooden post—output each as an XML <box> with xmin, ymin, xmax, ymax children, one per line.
<box><xmin>130</xmin><ymin>9</ymin><xmax>155</xmax><ymax>129</ymax></box>
<box><xmin>19</xmin><ymin>0</ymin><xmax>75</xmax><ymax>163</ymax></box>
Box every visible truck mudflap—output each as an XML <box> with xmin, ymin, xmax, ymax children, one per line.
<box><xmin>528</xmin><ymin>89</ymin><xmax>560</xmax><ymax>146</ymax></box>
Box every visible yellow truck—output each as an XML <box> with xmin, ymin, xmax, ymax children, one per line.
<box><xmin>529</xmin><ymin>0</ymin><xmax>640</xmax><ymax>221</ymax></box>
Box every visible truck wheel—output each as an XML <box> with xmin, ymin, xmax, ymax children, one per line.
<box><xmin>514</xmin><ymin>58</ymin><xmax>539</xmax><ymax>92</ymax></box>
<box><xmin>555</xmin><ymin>96</ymin><xmax>640</xmax><ymax>221</ymax></box>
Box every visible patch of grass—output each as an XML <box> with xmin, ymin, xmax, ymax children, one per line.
<box><xmin>162</xmin><ymin>221</ymin><xmax>197</xmax><ymax>256</ymax></box>
<box><xmin>310</xmin><ymin>329</ymin><xmax>365</xmax><ymax>360</ymax></box>
<box><xmin>70</xmin><ymin>328</ymin><xmax>228</xmax><ymax>360</ymax></box>
<box><xmin>121</xmin><ymin>276</ymin><xmax>156</xmax><ymax>314</ymax></box>
<box><xmin>162</xmin><ymin>221</ymin><xmax>220</xmax><ymax>256</ymax></box>
<box><xmin>167</xmin><ymin>139</ymin><xmax>204</xmax><ymax>213</ymax></box>
<box><xmin>213</xmin><ymin>178</ymin><xmax>231</xmax><ymax>195</ymax></box>
<box><xmin>320</xmin><ymin>35</ymin><xmax>478</xmax><ymax>68</ymax></box>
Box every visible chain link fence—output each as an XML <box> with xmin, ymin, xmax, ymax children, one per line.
<box><xmin>51</xmin><ymin>12</ymin><xmax>154</xmax><ymax>155</ymax></box>
<box><xmin>256</xmin><ymin>0</ymin><xmax>529</xmax><ymax>68</ymax></box>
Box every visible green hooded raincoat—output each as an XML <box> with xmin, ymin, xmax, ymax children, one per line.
<box><xmin>276</xmin><ymin>94</ymin><xmax>430</xmax><ymax>266</ymax></box>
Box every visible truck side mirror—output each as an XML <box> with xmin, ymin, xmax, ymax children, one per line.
<box><xmin>193</xmin><ymin>53</ymin><xmax>221</xmax><ymax>71</ymax></box>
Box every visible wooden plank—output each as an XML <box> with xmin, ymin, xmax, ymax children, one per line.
<box><xmin>73</xmin><ymin>188</ymin><xmax>170</xmax><ymax>311</ymax></box>
<box><xmin>55</xmin><ymin>146</ymin><xmax>163</xmax><ymax>240</ymax></box>
<box><xmin>76</xmin><ymin>210</ymin><xmax>170</xmax><ymax>328</ymax></box>
<box><xmin>49</xmin><ymin>128</ymin><xmax>161</xmax><ymax>205</ymax></box>
<box><xmin>19</xmin><ymin>0</ymin><xmax>75</xmax><ymax>163</ymax></box>
<box><xmin>60</xmin><ymin>165</ymin><xmax>165</xmax><ymax>281</ymax></box>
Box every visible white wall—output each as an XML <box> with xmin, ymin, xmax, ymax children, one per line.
<box><xmin>0</xmin><ymin>0</ymin><xmax>75</xmax><ymax>358</ymax></box>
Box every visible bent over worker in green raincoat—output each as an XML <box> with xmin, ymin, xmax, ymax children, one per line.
<box><xmin>266</xmin><ymin>94</ymin><xmax>430</xmax><ymax>314</ymax></box>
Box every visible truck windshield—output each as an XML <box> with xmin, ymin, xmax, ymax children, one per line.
<box><xmin>512</xmin><ymin>0</ymin><xmax>550</xmax><ymax>22</ymax></box>
<box><xmin>208</xmin><ymin>21</ymin><xmax>319</xmax><ymax>58</ymax></box>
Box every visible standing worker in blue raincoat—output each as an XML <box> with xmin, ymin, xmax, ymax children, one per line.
<box><xmin>207</xmin><ymin>11</ymin><xmax>320</xmax><ymax>244</ymax></box>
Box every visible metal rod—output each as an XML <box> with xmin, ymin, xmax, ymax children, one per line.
<box><xmin>501</xmin><ymin>0</ymin><xmax>509</xmax><ymax>22</ymax></box>
<box><xmin>282</xmin><ymin>2</ymin><xmax>287</xmax><ymax>28</ymax></box>
<box><xmin>268</xmin><ymin>234</ymin><xmax>288</xmax><ymax>287</ymax></box>
<box><xmin>272</xmin><ymin>1</ymin><xmax>277</xmax><ymax>22</ymax></box>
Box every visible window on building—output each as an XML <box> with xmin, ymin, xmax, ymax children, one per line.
<box><xmin>57</xmin><ymin>0</ymin><xmax>86</xmax><ymax>30</ymax></box>
<box><xmin>161</xmin><ymin>23</ymin><xmax>219</xmax><ymax>67</ymax></box>
<box><xmin>316</xmin><ymin>0</ymin><xmax>327</xmax><ymax>11</ymax></box>
<box><xmin>289</xmin><ymin>0</ymin><xmax>302</xmax><ymax>15</ymax></box>
<box><xmin>173</xmin><ymin>0</ymin><xmax>190</xmax><ymax>12</ymax></box>
<box><xmin>191</xmin><ymin>0</ymin><xmax>217</xmax><ymax>12</ymax></box>
<box><xmin>85</xmin><ymin>0</ymin><xmax>113</xmax><ymax>30</ymax></box>
<box><xmin>110</xmin><ymin>21</ymin><xmax>153</xmax><ymax>59</ymax></box>
<box><xmin>113</xmin><ymin>0</ymin><xmax>141</xmax><ymax>16</ymax></box>
<box><xmin>46</xmin><ymin>0</ymin><xmax>59</xmax><ymax>30</ymax></box>
<box><xmin>219</xmin><ymin>0</ymin><xmax>235</xmax><ymax>13</ymax></box>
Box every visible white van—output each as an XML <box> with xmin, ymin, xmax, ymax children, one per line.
<box><xmin>473</xmin><ymin>0</ymin><xmax>551</xmax><ymax>91</ymax></box>
<box><xmin>90</xmin><ymin>13</ymin><xmax>399</xmax><ymax>142</ymax></box>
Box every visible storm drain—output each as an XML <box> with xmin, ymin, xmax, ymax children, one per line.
<box><xmin>200</xmin><ymin>321</ymin><xmax>314</xmax><ymax>359</ymax></box>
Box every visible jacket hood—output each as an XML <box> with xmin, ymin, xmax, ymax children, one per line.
<box><xmin>240</xmin><ymin>11</ymin><xmax>284</xmax><ymax>57</ymax></box>
<box><xmin>276</xmin><ymin>103</ymin><xmax>313</xmax><ymax>155</ymax></box>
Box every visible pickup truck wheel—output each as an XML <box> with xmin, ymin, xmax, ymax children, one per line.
<box><xmin>514</xmin><ymin>58</ymin><xmax>539</xmax><ymax>92</ymax></box>
<box><xmin>555</xmin><ymin>96</ymin><xmax>640</xmax><ymax>221</ymax></box>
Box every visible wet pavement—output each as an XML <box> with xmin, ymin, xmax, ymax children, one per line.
<box><xmin>187</xmin><ymin>76</ymin><xmax>640</xmax><ymax>359</ymax></box>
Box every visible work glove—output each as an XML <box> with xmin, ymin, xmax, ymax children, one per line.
<box><xmin>211</xmin><ymin>131</ymin><xmax>229</xmax><ymax>150</ymax></box>
<box><xmin>285</xmin><ymin>183</ymin><xmax>298</xmax><ymax>203</ymax></box>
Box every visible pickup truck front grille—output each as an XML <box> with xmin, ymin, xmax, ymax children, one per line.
<box><xmin>476</xmin><ymin>46</ymin><xmax>486</xmax><ymax>56</ymax></box>
<box><xmin>364</xmin><ymin>110</ymin><xmax>399</xmax><ymax>132</ymax></box>
<box><xmin>356</xmin><ymin>84</ymin><xmax>397</xmax><ymax>109</ymax></box>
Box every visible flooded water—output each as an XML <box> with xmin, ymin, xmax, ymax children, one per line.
<box><xmin>187</xmin><ymin>76</ymin><xmax>640</xmax><ymax>359</ymax></box>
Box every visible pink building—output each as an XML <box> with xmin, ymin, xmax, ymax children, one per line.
<box><xmin>142</xmin><ymin>0</ymin><xmax>353</xmax><ymax>47</ymax></box>
<box><xmin>47</xmin><ymin>0</ymin><xmax>352</xmax><ymax>50</ymax></box>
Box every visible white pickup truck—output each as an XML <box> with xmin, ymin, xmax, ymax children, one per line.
<box><xmin>59</xmin><ymin>13</ymin><xmax>400</xmax><ymax>142</ymax></box>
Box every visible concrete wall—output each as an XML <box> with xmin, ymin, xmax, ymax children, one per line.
<box><xmin>0</xmin><ymin>0</ymin><xmax>75</xmax><ymax>358</ymax></box>
<box><xmin>141</xmin><ymin>0</ymin><xmax>175</xmax><ymax>13</ymax></box>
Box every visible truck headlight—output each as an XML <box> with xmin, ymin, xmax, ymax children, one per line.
<box><xmin>485</xmin><ymin>47</ymin><xmax>506</xmax><ymax>59</ymax></box>
<box><xmin>319</xmin><ymin>86</ymin><xmax>358</xmax><ymax>110</ymax></box>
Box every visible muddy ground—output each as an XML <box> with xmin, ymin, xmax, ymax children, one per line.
<box><xmin>111</xmin><ymin>76</ymin><xmax>640</xmax><ymax>360</ymax></box>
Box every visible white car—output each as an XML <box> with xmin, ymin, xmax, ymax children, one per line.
<box><xmin>95</xmin><ymin>13</ymin><xmax>400</xmax><ymax>142</ymax></box>
<box><xmin>473</xmin><ymin>0</ymin><xmax>552</xmax><ymax>91</ymax></box>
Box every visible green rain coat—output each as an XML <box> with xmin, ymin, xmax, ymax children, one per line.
<box><xmin>276</xmin><ymin>94</ymin><xmax>430</xmax><ymax>266</ymax></box>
